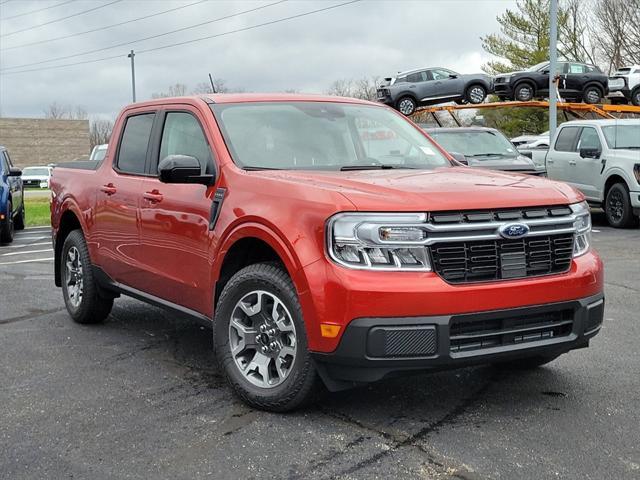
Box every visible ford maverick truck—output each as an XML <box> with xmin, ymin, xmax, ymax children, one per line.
<box><xmin>50</xmin><ymin>94</ymin><xmax>604</xmax><ymax>411</ymax></box>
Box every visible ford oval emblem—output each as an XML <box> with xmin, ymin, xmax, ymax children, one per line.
<box><xmin>499</xmin><ymin>223</ymin><xmax>530</xmax><ymax>239</ymax></box>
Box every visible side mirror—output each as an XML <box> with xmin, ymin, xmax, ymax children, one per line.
<box><xmin>542</xmin><ymin>69</ymin><xmax>550</xmax><ymax>75</ymax></box>
<box><xmin>158</xmin><ymin>155</ymin><xmax>214</xmax><ymax>185</ymax></box>
<box><xmin>449</xmin><ymin>74</ymin><xmax>458</xmax><ymax>79</ymax></box>
<box><xmin>449</xmin><ymin>152</ymin><xmax>468</xmax><ymax>165</ymax></box>
<box><xmin>579</xmin><ymin>147</ymin><xmax>601</xmax><ymax>159</ymax></box>
<box><xmin>520</xmin><ymin>151</ymin><xmax>533</xmax><ymax>159</ymax></box>
<box><xmin>8</xmin><ymin>167</ymin><xmax>22</xmax><ymax>177</ymax></box>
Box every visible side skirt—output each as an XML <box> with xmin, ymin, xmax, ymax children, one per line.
<box><xmin>92</xmin><ymin>266</ymin><xmax>213</xmax><ymax>328</ymax></box>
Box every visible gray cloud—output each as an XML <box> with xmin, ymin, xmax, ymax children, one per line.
<box><xmin>0</xmin><ymin>0</ymin><xmax>515</xmax><ymax>119</ymax></box>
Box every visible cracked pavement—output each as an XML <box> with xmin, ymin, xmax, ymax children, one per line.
<box><xmin>1</xmin><ymin>213</ymin><xmax>639</xmax><ymax>479</ymax></box>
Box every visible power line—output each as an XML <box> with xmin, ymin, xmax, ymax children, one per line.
<box><xmin>1</xmin><ymin>0</ymin><xmax>75</xmax><ymax>21</ymax></box>
<box><xmin>1</xmin><ymin>0</ymin><xmax>287</xmax><ymax>70</ymax></box>
<box><xmin>0</xmin><ymin>0</ymin><xmax>361</xmax><ymax>76</ymax></box>
<box><xmin>0</xmin><ymin>0</ymin><xmax>123</xmax><ymax>38</ymax></box>
<box><xmin>1</xmin><ymin>0</ymin><xmax>208</xmax><ymax>51</ymax></box>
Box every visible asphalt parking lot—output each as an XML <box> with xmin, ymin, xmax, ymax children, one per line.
<box><xmin>1</xmin><ymin>215</ymin><xmax>639</xmax><ymax>480</ymax></box>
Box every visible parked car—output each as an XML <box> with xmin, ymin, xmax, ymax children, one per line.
<box><xmin>89</xmin><ymin>144</ymin><xmax>108</xmax><ymax>161</ymax></box>
<box><xmin>607</xmin><ymin>65</ymin><xmax>640</xmax><ymax>106</ymax></box>
<box><xmin>422</xmin><ymin>126</ymin><xmax>543</xmax><ymax>174</ymax></box>
<box><xmin>511</xmin><ymin>131</ymin><xmax>549</xmax><ymax>147</ymax></box>
<box><xmin>546</xmin><ymin>119</ymin><xmax>640</xmax><ymax>227</ymax></box>
<box><xmin>377</xmin><ymin>67</ymin><xmax>492</xmax><ymax>115</ymax></box>
<box><xmin>494</xmin><ymin>61</ymin><xmax>608</xmax><ymax>103</ymax></box>
<box><xmin>51</xmin><ymin>94</ymin><xmax>603</xmax><ymax>411</ymax></box>
<box><xmin>21</xmin><ymin>165</ymin><xmax>53</xmax><ymax>189</ymax></box>
<box><xmin>0</xmin><ymin>145</ymin><xmax>25</xmax><ymax>243</ymax></box>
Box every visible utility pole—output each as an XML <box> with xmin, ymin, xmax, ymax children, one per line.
<box><xmin>128</xmin><ymin>50</ymin><xmax>136</xmax><ymax>103</ymax></box>
<box><xmin>549</xmin><ymin>0</ymin><xmax>558</xmax><ymax>141</ymax></box>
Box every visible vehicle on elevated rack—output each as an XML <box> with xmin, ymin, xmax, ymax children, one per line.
<box><xmin>494</xmin><ymin>61</ymin><xmax>608</xmax><ymax>104</ymax></box>
<box><xmin>377</xmin><ymin>67</ymin><xmax>492</xmax><ymax>115</ymax></box>
<box><xmin>546</xmin><ymin>118</ymin><xmax>640</xmax><ymax>228</ymax></box>
<box><xmin>51</xmin><ymin>94</ymin><xmax>603</xmax><ymax>412</ymax></box>
<box><xmin>422</xmin><ymin>126</ymin><xmax>543</xmax><ymax>175</ymax></box>
<box><xmin>0</xmin><ymin>146</ymin><xmax>25</xmax><ymax>244</ymax></box>
<box><xmin>607</xmin><ymin>65</ymin><xmax>640</xmax><ymax>106</ymax></box>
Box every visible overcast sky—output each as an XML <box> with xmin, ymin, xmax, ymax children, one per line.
<box><xmin>0</xmin><ymin>0</ymin><xmax>515</xmax><ymax>119</ymax></box>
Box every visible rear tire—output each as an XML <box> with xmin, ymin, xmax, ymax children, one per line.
<box><xmin>494</xmin><ymin>353</ymin><xmax>561</xmax><ymax>370</ymax></box>
<box><xmin>1</xmin><ymin>200</ymin><xmax>14</xmax><ymax>243</ymax></box>
<box><xmin>396</xmin><ymin>96</ymin><xmax>417</xmax><ymax>116</ymax></box>
<box><xmin>213</xmin><ymin>262</ymin><xmax>319</xmax><ymax>412</ymax></box>
<box><xmin>61</xmin><ymin>230</ymin><xmax>113</xmax><ymax>324</ymax></box>
<box><xmin>631</xmin><ymin>88</ymin><xmax>640</xmax><ymax>107</ymax></box>
<box><xmin>14</xmin><ymin>203</ymin><xmax>25</xmax><ymax>231</ymax></box>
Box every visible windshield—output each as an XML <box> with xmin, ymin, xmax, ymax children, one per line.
<box><xmin>211</xmin><ymin>102</ymin><xmax>451</xmax><ymax>171</ymax></box>
<box><xmin>527</xmin><ymin>62</ymin><xmax>549</xmax><ymax>72</ymax></box>
<box><xmin>602</xmin><ymin>125</ymin><xmax>640</xmax><ymax>149</ymax></box>
<box><xmin>23</xmin><ymin>167</ymin><xmax>50</xmax><ymax>176</ymax></box>
<box><xmin>427</xmin><ymin>130</ymin><xmax>517</xmax><ymax>158</ymax></box>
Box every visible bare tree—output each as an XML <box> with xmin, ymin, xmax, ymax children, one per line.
<box><xmin>89</xmin><ymin>118</ymin><xmax>114</xmax><ymax>150</ymax></box>
<box><xmin>595</xmin><ymin>0</ymin><xmax>640</xmax><ymax>72</ymax></box>
<box><xmin>326</xmin><ymin>76</ymin><xmax>380</xmax><ymax>101</ymax></box>
<box><xmin>44</xmin><ymin>102</ymin><xmax>89</xmax><ymax>120</ymax></box>
<box><xmin>152</xmin><ymin>83</ymin><xmax>188</xmax><ymax>98</ymax></box>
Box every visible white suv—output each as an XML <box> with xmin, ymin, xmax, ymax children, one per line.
<box><xmin>546</xmin><ymin>119</ymin><xmax>640</xmax><ymax>228</ymax></box>
<box><xmin>607</xmin><ymin>65</ymin><xmax>640</xmax><ymax>106</ymax></box>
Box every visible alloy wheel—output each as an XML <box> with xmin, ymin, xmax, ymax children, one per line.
<box><xmin>469</xmin><ymin>86</ymin><xmax>485</xmax><ymax>104</ymax></box>
<box><xmin>228</xmin><ymin>290</ymin><xmax>297</xmax><ymax>389</ymax></box>
<box><xmin>398</xmin><ymin>99</ymin><xmax>415</xmax><ymax>115</ymax></box>
<box><xmin>586</xmin><ymin>89</ymin><xmax>601</xmax><ymax>104</ymax></box>
<box><xmin>65</xmin><ymin>246</ymin><xmax>84</xmax><ymax>308</ymax></box>
<box><xmin>517</xmin><ymin>86</ymin><xmax>532</xmax><ymax>101</ymax></box>
<box><xmin>607</xmin><ymin>190</ymin><xmax>624</xmax><ymax>224</ymax></box>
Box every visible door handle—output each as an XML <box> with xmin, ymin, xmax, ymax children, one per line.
<box><xmin>143</xmin><ymin>190</ymin><xmax>163</xmax><ymax>203</ymax></box>
<box><xmin>547</xmin><ymin>159</ymin><xmax>554</xmax><ymax>163</ymax></box>
<box><xmin>100</xmin><ymin>183</ymin><xmax>117</xmax><ymax>195</ymax></box>
<box><xmin>569</xmin><ymin>160</ymin><xmax>577</xmax><ymax>166</ymax></box>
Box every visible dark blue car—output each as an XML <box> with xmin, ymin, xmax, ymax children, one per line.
<box><xmin>1</xmin><ymin>145</ymin><xmax>25</xmax><ymax>243</ymax></box>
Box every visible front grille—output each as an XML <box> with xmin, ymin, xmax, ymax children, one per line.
<box><xmin>431</xmin><ymin>233</ymin><xmax>574</xmax><ymax>283</ymax></box>
<box><xmin>450</xmin><ymin>309</ymin><xmax>574</xmax><ymax>354</ymax></box>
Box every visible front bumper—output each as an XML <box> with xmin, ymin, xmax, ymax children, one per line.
<box><xmin>494</xmin><ymin>82</ymin><xmax>513</xmax><ymax>97</ymax></box>
<box><xmin>313</xmin><ymin>292</ymin><xmax>604</xmax><ymax>390</ymax></box>
<box><xmin>607</xmin><ymin>87</ymin><xmax>631</xmax><ymax>100</ymax></box>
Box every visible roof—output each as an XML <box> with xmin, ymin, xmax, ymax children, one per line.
<box><xmin>395</xmin><ymin>67</ymin><xmax>453</xmax><ymax>76</ymax></box>
<box><xmin>420</xmin><ymin>126</ymin><xmax>497</xmax><ymax>133</ymax></box>
<box><xmin>127</xmin><ymin>93</ymin><xmax>381</xmax><ymax>109</ymax></box>
<box><xmin>559</xmin><ymin>118</ymin><xmax>640</xmax><ymax>126</ymax></box>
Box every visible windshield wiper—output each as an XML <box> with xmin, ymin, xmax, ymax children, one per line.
<box><xmin>340</xmin><ymin>164</ymin><xmax>418</xmax><ymax>171</ymax></box>
<box><xmin>243</xmin><ymin>166</ymin><xmax>283</xmax><ymax>171</ymax></box>
<box><xmin>468</xmin><ymin>153</ymin><xmax>505</xmax><ymax>157</ymax></box>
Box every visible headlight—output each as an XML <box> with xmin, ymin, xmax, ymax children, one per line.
<box><xmin>327</xmin><ymin>213</ymin><xmax>432</xmax><ymax>271</ymax></box>
<box><xmin>570</xmin><ymin>201</ymin><xmax>591</xmax><ymax>257</ymax></box>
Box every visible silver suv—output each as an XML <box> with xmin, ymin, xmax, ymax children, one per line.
<box><xmin>377</xmin><ymin>67</ymin><xmax>492</xmax><ymax>115</ymax></box>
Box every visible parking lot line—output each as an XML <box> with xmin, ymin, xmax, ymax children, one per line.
<box><xmin>3</xmin><ymin>242</ymin><xmax>51</xmax><ymax>249</ymax></box>
<box><xmin>1</xmin><ymin>249</ymin><xmax>53</xmax><ymax>257</ymax></box>
<box><xmin>24</xmin><ymin>226</ymin><xmax>51</xmax><ymax>230</ymax></box>
<box><xmin>11</xmin><ymin>236</ymin><xmax>49</xmax><ymax>241</ymax></box>
<box><xmin>0</xmin><ymin>257</ymin><xmax>54</xmax><ymax>265</ymax></box>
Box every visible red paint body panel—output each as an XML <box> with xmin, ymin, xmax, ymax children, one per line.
<box><xmin>50</xmin><ymin>95</ymin><xmax>603</xmax><ymax>354</ymax></box>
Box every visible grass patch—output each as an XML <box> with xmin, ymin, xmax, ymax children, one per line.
<box><xmin>24</xmin><ymin>197</ymin><xmax>51</xmax><ymax>227</ymax></box>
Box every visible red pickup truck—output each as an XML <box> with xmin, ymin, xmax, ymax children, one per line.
<box><xmin>50</xmin><ymin>94</ymin><xmax>604</xmax><ymax>411</ymax></box>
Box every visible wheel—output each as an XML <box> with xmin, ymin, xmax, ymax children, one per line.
<box><xmin>1</xmin><ymin>200</ymin><xmax>15</xmax><ymax>243</ymax></box>
<box><xmin>213</xmin><ymin>262</ymin><xmax>319</xmax><ymax>412</ymax></box>
<box><xmin>493</xmin><ymin>353</ymin><xmax>561</xmax><ymax>370</ymax></box>
<box><xmin>513</xmin><ymin>83</ymin><xmax>534</xmax><ymax>101</ymax></box>
<box><xmin>605</xmin><ymin>183</ymin><xmax>639</xmax><ymax>228</ymax></box>
<box><xmin>61</xmin><ymin>230</ymin><xmax>113</xmax><ymax>324</ymax></box>
<box><xmin>14</xmin><ymin>203</ymin><xmax>25</xmax><ymax>231</ymax></box>
<box><xmin>396</xmin><ymin>96</ymin><xmax>417</xmax><ymax>116</ymax></box>
<box><xmin>583</xmin><ymin>86</ymin><xmax>602</xmax><ymax>104</ymax></box>
<box><xmin>466</xmin><ymin>84</ymin><xmax>487</xmax><ymax>104</ymax></box>
<box><xmin>632</xmin><ymin>88</ymin><xmax>640</xmax><ymax>107</ymax></box>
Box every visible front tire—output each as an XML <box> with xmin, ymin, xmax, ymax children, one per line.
<box><xmin>396</xmin><ymin>96</ymin><xmax>417</xmax><ymax>116</ymax></box>
<box><xmin>214</xmin><ymin>262</ymin><xmax>318</xmax><ymax>412</ymax></box>
<box><xmin>1</xmin><ymin>200</ymin><xmax>14</xmax><ymax>243</ymax></box>
<box><xmin>466</xmin><ymin>84</ymin><xmax>487</xmax><ymax>104</ymax></box>
<box><xmin>631</xmin><ymin>88</ymin><xmax>640</xmax><ymax>107</ymax></box>
<box><xmin>61</xmin><ymin>230</ymin><xmax>113</xmax><ymax>324</ymax></box>
<box><xmin>583</xmin><ymin>86</ymin><xmax>602</xmax><ymax>104</ymax></box>
<box><xmin>605</xmin><ymin>183</ymin><xmax>638</xmax><ymax>228</ymax></box>
<box><xmin>14</xmin><ymin>203</ymin><xmax>25</xmax><ymax>231</ymax></box>
<box><xmin>513</xmin><ymin>83</ymin><xmax>534</xmax><ymax>101</ymax></box>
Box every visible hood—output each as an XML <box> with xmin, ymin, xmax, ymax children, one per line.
<box><xmin>465</xmin><ymin>155</ymin><xmax>536</xmax><ymax>171</ymax></box>
<box><xmin>252</xmin><ymin>167</ymin><xmax>581</xmax><ymax>211</ymax></box>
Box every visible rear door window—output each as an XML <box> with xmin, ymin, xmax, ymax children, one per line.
<box><xmin>116</xmin><ymin>113</ymin><xmax>155</xmax><ymax>174</ymax></box>
<box><xmin>554</xmin><ymin>126</ymin><xmax>581</xmax><ymax>152</ymax></box>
